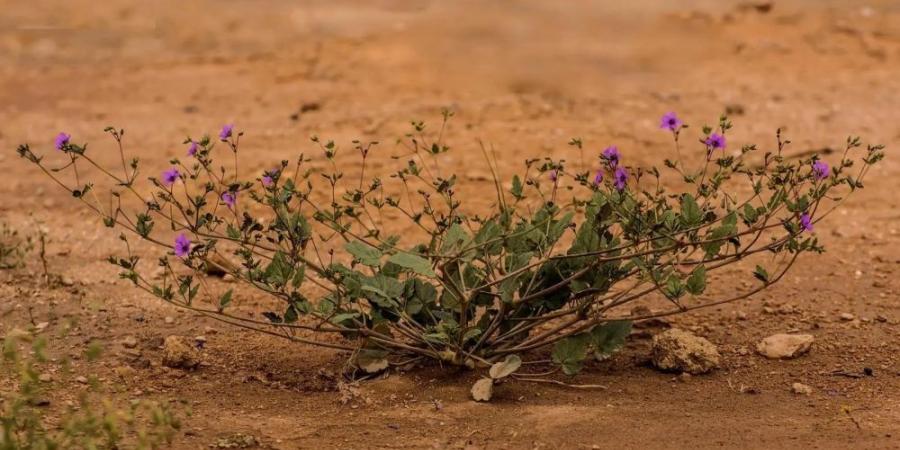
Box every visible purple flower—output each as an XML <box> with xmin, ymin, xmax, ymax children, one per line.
<box><xmin>262</xmin><ymin>168</ymin><xmax>279</xmax><ymax>187</ymax></box>
<box><xmin>812</xmin><ymin>160</ymin><xmax>829</xmax><ymax>180</ymax></box>
<box><xmin>601</xmin><ymin>146</ymin><xmax>621</xmax><ymax>169</ymax></box>
<box><xmin>592</xmin><ymin>170</ymin><xmax>603</xmax><ymax>186</ymax></box>
<box><xmin>549</xmin><ymin>169</ymin><xmax>559</xmax><ymax>182</ymax></box>
<box><xmin>659</xmin><ymin>112</ymin><xmax>683</xmax><ymax>131</ymax></box>
<box><xmin>187</xmin><ymin>141</ymin><xmax>198</xmax><ymax>157</ymax></box>
<box><xmin>221</xmin><ymin>191</ymin><xmax>236</xmax><ymax>209</ymax></box>
<box><xmin>614</xmin><ymin>167</ymin><xmax>628</xmax><ymax>191</ymax></box>
<box><xmin>219</xmin><ymin>124</ymin><xmax>234</xmax><ymax>140</ymax></box>
<box><xmin>161</xmin><ymin>167</ymin><xmax>180</xmax><ymax>186</ymax></box>
<box><xmin>705</xmin><ymin>133</ymin><xmax>726</xmax><ymax>150</ymax></box>
<box><xmin>799</xmin><ymin>213</ymin><xmax>813</xmax><ymax>232</ymax></box>
<box><xmin>54</xmin><ymin>132</ymin><xmax>71</xmax><ymax>150</ymax></box>
<box><xmin>174</xmin><ymin>233</ymin><xmax>191</xmax><ymax>258</ymax></box>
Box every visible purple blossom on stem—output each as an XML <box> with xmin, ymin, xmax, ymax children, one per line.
<box><xmin>221</xmin><ymin>191</ymin><xmax>236</xmax><ymax>209</ymax></box>
<box><xmin>549</xmin><ymin>169</ymin><xmax>559</xmax><ymax>183</ymax></box>
<box><xmin>614</xmin><ymin>167</ymin><xmax>628</xmax><ymax>191</ymax></box>
<box><xmin>187</xmin><ymin>141</ymin><xmax>198</xmax><ymax>157</ymax></box>
<box><xmin>659</xmin><ymin>112</ymin><xmax>683</xmax><ymax>131</ymax></box>
<box><xmin>54</xmin><ymin>132</ymin><xmax>71</xmax><ymax>150</ymax></box>
<box><xmin>262</xmin><ymin>168</ymin><xmax>279</xmax><ymax>187</ymax></box>
<box><xmin>161</xmin><ymin>167</ymin><xmax>180</xmax><ymax>186</ymax></box>
<box><xmin>812</xmin><ymin>160</ymin><xmax>829</xmax><ymax>180</ymax></box>
<box><xmin>174</xmin><ymin>233</ymin><xmax>191</xmax><ymax>258</ymax></box>
<box><xmin>592</xmin><ymin>170</ymin><xmax>603</xmax><ymax>186</ymax></box>
<box><xmin>705</xmin><ymin>133</ymin><xmax>726</xmax><ymax>150</ymax></box>
<box><xmin>799</xmin><ymin>213</ymin><xmax>813</xmax><ymax>233</ymax></box>
<box><xmin>219</xmin><ymin>123</ymin><xmax>234</xmax><ymax>140</ymax></box>
<box><xmin>601</xmin><ymin>146</ymin><xmax>621</xmax><ymax>169</ymax></box>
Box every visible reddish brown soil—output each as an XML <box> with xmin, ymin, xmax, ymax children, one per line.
<box><xmin>2</xmin><ymin>1</ymin><xmax>900</xmax><ymax>448</ymax></box>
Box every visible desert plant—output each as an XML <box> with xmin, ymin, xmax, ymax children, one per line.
<box><xmin>0</xmin><ymin>221</ymin><xmax>33</xmax><ymax>270</ymax></box>
<box><xmin>14</xmin><ymin>112</ymin><xmax>883</xmax><ymax>382</ymax></box>
<box><xmin>0</xmin><ymin>333</ymin><xmax>180</xmax><ymax>449</ymax></box>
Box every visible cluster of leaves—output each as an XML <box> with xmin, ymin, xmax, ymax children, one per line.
<box><xmin>15</xmin><ymin>113</ymin><xmax>884</xmax><ymax>386</ymax></box>
<box><xmin>1</xmin><ymin>333</ymin><xmax>181</xmax><ymax>449</ymax></box>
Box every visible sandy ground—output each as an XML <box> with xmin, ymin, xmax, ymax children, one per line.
<box><xmin>2</xmin><ymin>0</ymin><xmax>900</xmax><ymax>448</ymax></box>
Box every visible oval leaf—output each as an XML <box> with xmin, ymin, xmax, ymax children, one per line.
<box><xmin>388</xmin><ymin>252</ymin><xmax>436</xmax><ymax>277</ymax></box>
<box><xmin>489</xmin><ymin>354</ymin><xmax>522</xmax><ymax>380</ymax></box>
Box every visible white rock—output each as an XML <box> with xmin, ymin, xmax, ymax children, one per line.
<box><xmin>121</xmin><ymin>336</ymin><xmax>138</xmax><ymax>349</ymax></box>
<box><xmin>791</xmin><ymin>382</ymin><xmax>813</xmax><ymax>395</ymax></box>
<box><xmin>756</xmin><ymin>334</ymin><xmax>814</xmax><ymax>359</ymax></box>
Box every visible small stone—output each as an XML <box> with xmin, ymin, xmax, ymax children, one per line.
<box><xmin>38</xmin><ymin>373</ymin><xmax>52</xmax><ymax>382</ymax></box>
<box><xmin>651</xmin><ymin>329</ymin><xmax>721</xmax><ymax>375</ymax></box>
<box><xmin>791</xmin><ymin>382</ymin><xmax>813</xmax><ymax>395</ymax></box>
<box><xmin>875</xmin><ymin>314</ymin><xmax>888</xmax><ymax>323</ymax></box>
<box><xmin>164</xmin><ymin>316</ymin><xmax>175</xmax><ymax>325</ymax></box>
<box><xmin>161</xmin><ymin>335</ymin><xmax>201</xmax><ymax>370</ymax></box>
<box><xmin>114</xmin><ymin>365</ymin><xmax>137</xmax><ymax>378</ymax></box>
<box><xmin>30</xmin><ymin>397</ymin><xmax>51</xmax><ymax>407</ymax></box>
<box><xmin>840</xmin><ymin>313</ymin><xmax>855</xmax><ymax>321</ymax></box>
<box><xmin>75</xmin><ymin>376</ymin><xmax>88</xmax><ymax>384</ymax></box>
<box><xmin>222</xmin><ymin>274</ymin><xmax>236</xmax><ymax>283</ymax></box>
<box><xmin>736</xmin><ymin>311</ymin><xmax>748</xmax><ymax>320</ymax></box>
<box><xmin>756</xmin><ymin>334</ymin><xmax>814</xmax><ymax>359</ymax></box>
<box><xmin>203</xmin><ymin>326</ymin><xmax>218</xmax><ymax>334</ymax></box>
<box><xmin>34</xmin><ymin>322</ymin><xmax>50</xmax><ymax>332</ymax></box>
<box><xmin>121</xmin><ymin>336</ymin><xmax>138</xmax><ymax>349</ymax></box>
<box><xmin>677</xmin><ymin>372</ymin><xmax>692</xmax><ymax>382</ymax></box>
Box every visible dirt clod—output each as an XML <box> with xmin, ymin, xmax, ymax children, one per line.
<box><xmin>651</xmin><ymin>329</ymin><xmax>721</xmax><ymax>375</ymax></box>
<box><xmin>162</xmin><ymin>335</ymin><xmax>201</xmax><ymax>370</ymax></box>
<box><xmin>791</xmin><ymin>382</ymin><xmax>813</xmax><ymax>395</ymax></box>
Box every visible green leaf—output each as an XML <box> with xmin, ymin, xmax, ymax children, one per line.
<box><xmin>441</xmin><ymin>223</ymin><xmax>471</xmax><ymax>255</ymax></box>
<box><xmin>664</xmin><ymin>274</ymin><xmax>685</xmax><ymax>299</ymax></box>
<box><xmin>388</xmin><ymin>252</ymin><xmax>436</xmax><ymax>277</ymax></box>
<box><xmin>361</xmin><ymin>274</ymin><xmax>403</xmax><ymax>308</ymax></box>
<box><xmin>510</xmin><ymin>175</ymin><xmax>524</xmax><ymax>199</ymax></box>
<box><xmin>218</xmin><ymin>289</ymin><xmax>233</xmax><ymax>312</ymax></box>
<box><xmin>462</xmin><ymin>327</ymin><xmax>482</xmax><ymax>343</ymax></box>
<box><xmin>284</xmin><ymin>302</ymin><xmax>299</xmax><ymax>323</ymax></box>
<box><xmin>489</xmin><ymin>355</ymin><xmax>522</xmax><ymax>379</ymax></box>
<box><xmin>226</xmin><ymin>224</ymin><xmax>241</xmax><ymax>240</ymax></box>
<box><xmin>291</xmin><ymin>264</ymin><xmax>306</xmax><ymax>288</ymax></box>
<box><xmin>753</xmin><ymin>265</ymin><xmax>770</xmax><ymax>283</ymax></box>
<box><xmin>547</xmin><ymin>212</ymin><xmax>574</xmax><ymax>245</ymax></box>
<box><xmin>356</xmin><ymin>348</ymin><xmax>389</xmax><ymax>373</ymax></box>
<box><xmin>591</xmin><ymin>321</ymin><xmax>632</xmax><ymax>360</ymax></box>
<box><xmin>264</xmin><ymin>251</ymin><xmax>293</xmax><ymax>286</ymax></box>
<box><xmin>741</xmin><ymin>203</ymin><xmax>759</xmax><ymax>225</ymax></box>
<box><xmin>551</xmin><ymin>333</ymin><xmax>590</xmax><ymax>375</ymax></box>
<box><xmin>680</xmin><ymin>194</ymin><xmax>702</xmax><ymax>226</ymax></box>
<box><xmin>345</xmin><ymin>240</ymin><xmax>382</xmax><ymax>267</ymax></box>
<box><xmin>685</xmin><ymin>265</ymin><xmax>707</xmax><ymax>295</ymax></box>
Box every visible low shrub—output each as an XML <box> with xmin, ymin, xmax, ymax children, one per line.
<box><xmin>15</xmin><ymin>112</ymin><xmax>883</xmax><ymax>386</ymax></box>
